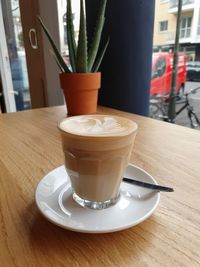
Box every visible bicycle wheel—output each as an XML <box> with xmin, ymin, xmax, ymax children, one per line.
<box><xmin>188</xmin><ymin>109</ymin><xmax>200</xmax><ymax>129</ymax></box>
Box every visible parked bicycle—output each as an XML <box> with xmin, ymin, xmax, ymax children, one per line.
<box><xmin>149</xmin><ymin>87</ymin><xmax>200</xmax><ymax>129</ymax></box>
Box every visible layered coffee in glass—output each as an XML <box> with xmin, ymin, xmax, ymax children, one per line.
<box><xmin>58</xmin><ymin>115</ymin><xmax>138</xmax><ymax>209</ymax></box>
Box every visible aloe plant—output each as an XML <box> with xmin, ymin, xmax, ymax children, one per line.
<box><xmin>38</xmin><ymin>0</ymin><xmax>108</xmax><ymax>73</ymax></box>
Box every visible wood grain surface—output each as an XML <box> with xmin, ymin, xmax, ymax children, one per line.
<box><xmin>0</xmin><ymin>106</ymin><xmax>200</xmax><ymax>267</ymax></box>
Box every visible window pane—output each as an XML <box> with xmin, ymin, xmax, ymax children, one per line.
<box><xmin>181</xmin><ymin>18</ymin><xmax>186</xmax><ymax>28</ymax></box>
<box><xmin>159</xmin><ymin>20</ymin><xmax>168</xmax><ymax>31</ymax></box>
<box><xmin>186</xmin><ymin>28</ymin><xmax>191</xmax><ymax>37</ymax></box>
<box><xmin>1</xmin><ymin>0</ymin><xmax>31</xmax><ymax>111</ymax></box>
<box><xmin>180</xmin><ymin>29</ymin><xmax>185</xmax><ymax>38</ymax></box>
<box><xmin>197</xmin><ymin>11</ymin><xmax>200</xmax><ymax>35</ymax></box>
<box><xmin>180</xmin><ymin>17</ymin><xmax>192</xmax><ymax>38</ymax></box>
<box><xmin>187</xmin><ymin>17</ymin><xmax>192</xmax><ymax>27</ymax></box>
<box><xmin>198</xmin><ymin>26</ymin><xmax>200</xmax><ymax>36</ymax></box>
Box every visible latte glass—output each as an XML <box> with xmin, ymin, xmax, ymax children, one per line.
<box><xmin>58</xmin><ymin>115</ymin><xmax>137</xmax><ymax>210</ymax></box>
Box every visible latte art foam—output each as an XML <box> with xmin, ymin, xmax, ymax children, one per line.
<box><xmin>59</xmin><ymin>115</ymin><xmax>137</xmax><ymax>136</ymax></box>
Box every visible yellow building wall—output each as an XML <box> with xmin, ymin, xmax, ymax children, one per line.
<box><xmin>153</xmin><ymin>1</ymin><xmax>177</xmax><ymax>46</ymax></box>
<box><xmin>153</xmin><ymin>0</ymin><xmax>194</xmax><ymax>47</ymax></box>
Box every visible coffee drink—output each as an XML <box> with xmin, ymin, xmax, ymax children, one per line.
<box><xmin>58</xmin><ymin>115</ymin><xmax>137</xmax><ymax>209</ymax></box>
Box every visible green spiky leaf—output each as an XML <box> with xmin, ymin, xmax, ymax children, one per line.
<box><xmin>92</xmin><ymin>37</ymin><xmax>109</xmax><ymax>72</ymax></box>
<box><xmin>37</xmin><ymin>15</ymin><xmax>71</xmax><ymax>73</ymax></box>
<box><xmin>88</xmin><ymin>0</ymin><xmax>107</xmax><ymax>72</ymax></box>
<box><xmin>76</xmin><ymin>0</ymin><xmax>87</xmax><ymax>73</ymax></box>
<box><xmin>67</xmin><ymin>0</ymin><xmax>77</xmax><ymax>72</ymax></box>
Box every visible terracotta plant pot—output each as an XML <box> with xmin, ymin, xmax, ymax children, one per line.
<box><xmin>59</xmin><ymin>72</ymin><xmax>101</xmax><ymax>115</ymax></box>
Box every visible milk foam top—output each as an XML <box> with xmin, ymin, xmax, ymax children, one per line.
<box><xmin>59</xmin><ymin>115</ymin><xmax>137</xmax><ymax>137</ymax></box>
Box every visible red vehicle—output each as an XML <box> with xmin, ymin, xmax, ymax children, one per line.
<box><xmin>150</xmin><ymin>52</ymin><xmax>187</xmax><ymax>97</ymax></box>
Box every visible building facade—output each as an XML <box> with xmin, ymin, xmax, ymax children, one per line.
<box><xmin>153</xmin><ymin>0</ymin><xmax>200</xmax><ymax>60</ymax></box>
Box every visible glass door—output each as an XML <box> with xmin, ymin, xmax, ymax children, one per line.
<box><xmin>0</xmin><ymin>0</ymin><xmax>31</xmax><ymax>112</ymax></box>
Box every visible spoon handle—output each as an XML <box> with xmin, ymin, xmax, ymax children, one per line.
<box><xmin>123</xmin><ymin>177</ymin><xmax>174</xmax><ymax>192</ymax></box>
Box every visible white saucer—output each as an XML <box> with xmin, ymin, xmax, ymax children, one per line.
<box><xmin>35</xmin><ymin>164</ymin><xmax>160</xmax><ymax>233</ymax></box>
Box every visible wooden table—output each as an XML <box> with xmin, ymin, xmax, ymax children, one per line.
<box><xmin>0</xmin><ymin>106</ymin><xmax>200</xmax><ymax>267</ymax></box>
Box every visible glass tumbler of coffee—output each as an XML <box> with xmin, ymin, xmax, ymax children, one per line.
<box><xmin>58</xmin><ymin>115</ymin><xmax>138</xmax><ymax>210</ymax></box>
